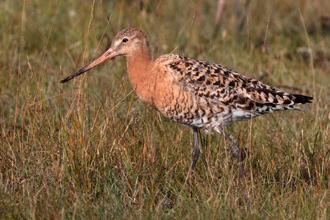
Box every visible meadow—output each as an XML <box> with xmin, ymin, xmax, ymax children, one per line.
<box><xmin>0</xmin><ymin>0</ymin><xmax>329</xmax><ymax>219</ymax></box>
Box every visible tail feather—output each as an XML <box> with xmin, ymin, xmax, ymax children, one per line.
<box><xmin>292</xmin><ymin>94</ymin><xmax>313</xmax><ymax>104</ymax></box>
<box><xmin>230</xmin><ymin>92</ymin><xmax>313</xmax><ymax>123</ymax></box>
<box><xmin>249</xmin><ymin>93</ymin><xmax>313</xmax><ymax>118</ymax></box>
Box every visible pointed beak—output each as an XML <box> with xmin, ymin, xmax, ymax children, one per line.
<box><xmin>60</xmin><ymin>49</ymin><xmax>117</xmax><ymax>83</ymax></box>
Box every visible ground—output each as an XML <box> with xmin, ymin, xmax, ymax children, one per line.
<box><xmin>0</xmin><ymin>0</ymin><xmax>329</xmax><ymax>219</ymax></box>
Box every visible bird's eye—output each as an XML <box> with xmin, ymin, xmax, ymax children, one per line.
<box><xmin>122</xmin><ymin>38</ymin><xmax>129</xmax><ymax>43</ymax></box>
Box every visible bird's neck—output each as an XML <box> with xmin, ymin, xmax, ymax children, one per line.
<box><xmin>126</xmin><ymin>44</ymin><xmax>156</xmax><ymax>107</ymax></box>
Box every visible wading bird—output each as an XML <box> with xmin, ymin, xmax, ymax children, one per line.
<box><xmin>61</xmin><ymin>28</ymin><xmax>312</xmax><ymax>180</ymax></box>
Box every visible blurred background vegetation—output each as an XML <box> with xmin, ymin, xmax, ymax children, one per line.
<box><xmin>0</xmin><ymin>0</ymin><xmax>329</xmax><ymax>219</ymax></box>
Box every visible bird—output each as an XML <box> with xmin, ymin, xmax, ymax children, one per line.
<box><xmin>61</xmin><ymin>27</ymin><xmax>313</xmax><ymax>180</ymax></box>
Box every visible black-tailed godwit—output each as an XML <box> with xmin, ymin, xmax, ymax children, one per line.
<box><xmin>61</xmin><ymin>28</ymin><xmax>313</xmax><ymax>180</ymax></box>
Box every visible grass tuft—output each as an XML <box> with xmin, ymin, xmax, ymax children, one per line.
<box><xmin>0</xmin><ymin>0</ymin><xmax>329</xmax><ymax>219</ymax></box>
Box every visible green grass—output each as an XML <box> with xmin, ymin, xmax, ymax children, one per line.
<box><xmin>1</xmin><ymin>0</ymin><xmax>329</xmax><ymax>219</ymax></box>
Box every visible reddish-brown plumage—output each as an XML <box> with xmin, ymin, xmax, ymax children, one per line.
<box><xmin>61</xmin><ymin>28</ymin><xmax>313</xmax><ymax>180</ymax></box>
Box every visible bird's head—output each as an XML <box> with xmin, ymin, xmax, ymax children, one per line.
<box><xmin>60</xmin><ymin>27</ymin><xmax>147</xmax><ymax>83</ymax></box>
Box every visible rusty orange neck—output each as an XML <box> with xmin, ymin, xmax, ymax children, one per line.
<box><xmin>126</xmin><ymin>42</ymin><xmax>156</xmax><ymax>107</ymax></box>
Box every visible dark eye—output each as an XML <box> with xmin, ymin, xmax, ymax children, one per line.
<box><xmin>122</xmin><ymin>38</ymin><xmax>129</xmax><ymax>43</ymax></box>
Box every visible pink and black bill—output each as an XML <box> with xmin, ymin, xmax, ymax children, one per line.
<box><xmin>60</xmin><ymin>49</ymin><xmax>117</xmax><ymax>83</ymax></box>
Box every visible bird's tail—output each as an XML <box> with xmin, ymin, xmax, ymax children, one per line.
<box><xmin>292</xmin><ymin>94</ymin><xmax>313</xmax><ymax>104</ymax></box>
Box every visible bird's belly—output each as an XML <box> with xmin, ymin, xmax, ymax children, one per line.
<box><xmin>155</xmin><ymin>88</ymin><xmax>233</xmax><ymax>133</ymax></box>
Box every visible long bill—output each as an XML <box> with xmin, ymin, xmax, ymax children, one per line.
<box><xmin>60</xmin><ymin>49</ymin><xmax>117</xmax><ymax>83</ymax></box>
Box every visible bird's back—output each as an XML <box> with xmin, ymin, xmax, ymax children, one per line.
<box><xmin>153</xmin><ymin>54</ymin><xmax>312</xmax><ymax>133</ymax></box>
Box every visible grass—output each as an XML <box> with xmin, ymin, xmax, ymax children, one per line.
<box><xmin>0</xmin><ymin>0</ymin><xmax>329</xmax><ymax>219</ymax></box>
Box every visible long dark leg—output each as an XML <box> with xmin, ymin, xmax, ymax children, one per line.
<box><xmin>220</xmin><ymin>128</ymin><xmax>245</xmax><ymax>178</ymax></box>
<box><xmin>184</xmin><ymin>127</ymin><xmax>200</xmax><ymax>185</ymax></box>
<box><xmin>191</xmin><ymin>127</ymin><xmax>200</xmax><ymax>170</ymax></box>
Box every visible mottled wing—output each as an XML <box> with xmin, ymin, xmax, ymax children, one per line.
<box><xmin>160</xmin><ymin>54</ymin><xmax>312</xmax><ymax>121</ymax></box>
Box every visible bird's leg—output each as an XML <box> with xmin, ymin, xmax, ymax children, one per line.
<box><xmin>220</xmin><ymin>128</ymin><xmax>245</xmax><ymax>179</ymax></box>
<box><xmin>184</xmin><ymin>127</ymin><xmax>200</xmax><ymax>185</ymax></box>
<box><xmin>191</xmin><ymin>127</ymin><xmax>201</xmax><ymax>170</ymax></box>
